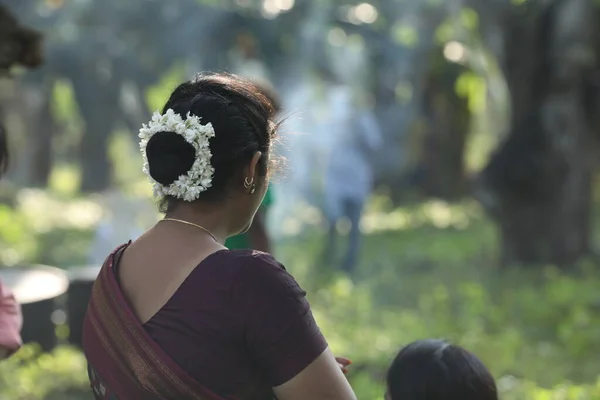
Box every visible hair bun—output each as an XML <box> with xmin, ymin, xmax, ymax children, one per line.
<box><xmin>145</xmin><ymin>131</ymin><xmax>196</xmax><ymax>186</ymax></box>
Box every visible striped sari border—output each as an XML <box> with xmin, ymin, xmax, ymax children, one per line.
<box><xmin>84</xmin><ymin>244</ymin><xmax>239</xmax><ymax>400</ymax></box>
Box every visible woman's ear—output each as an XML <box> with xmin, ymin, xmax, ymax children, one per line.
<box><xmin>246</xmin><ymin>151</ymin><xmax>262</xmax><ymax>179</ymax></box>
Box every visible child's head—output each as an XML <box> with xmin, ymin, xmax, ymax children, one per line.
<box><xmin>386</xmin><ymin>339</ymin><xmax>498</xmax><ymax>400</ymax></box>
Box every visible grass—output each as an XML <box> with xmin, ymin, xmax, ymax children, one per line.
<box><xmin>1</xmin><ymin>195</ymin><xmax>600</xmax><ymax>399</ymax></box>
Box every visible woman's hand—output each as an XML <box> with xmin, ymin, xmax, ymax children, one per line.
<box><xmin>335</xmin><ymin>357</ymin><xmax>352</xmax><ymax>374</ymax></box>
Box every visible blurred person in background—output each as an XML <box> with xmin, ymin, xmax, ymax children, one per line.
<box><xmin>0</xmin><ymin>2</ymin><xmax>44</xmax><ymax>360</ymax></box>
<box><xmin>323</xmin><ymin>95</ymin><xmax>383</xmax><ymax>273</ymax></box>
<box><xmin>225</xmin><ymin>184</ymin><xmax>274</xmax><ymax>253</ymax></box>
<box><xmin>224</xmin><ymin>80</ymin><xmax>280</xmax><ymax>254</ymax></box>
<box><xmin>0</xmin><ymin>2</ymin><xmax>45</xmax><ymax>362</ymax></box>
<box><xmin>0</xmin><ymin>281</ymin><xmax>22</xmax><ymax>360</ymax></box>
<box><xmin>82</xmin><ymin>73</ymin><xmax>356</xmax><ymax>400</ymax></box>
<box><xmin>88</xmin><ymin>189</ymin><xmax>150</xmax><ymax>265</ymax></box>
<box><xmin>0</xmin><ymin>125</ymin><xmax>23</xmax><ymax>360</ymax></box>
<box><xmin>386</xmin><ymin>339</ymin><xmax>498</xmax><ymax>400</ymax></box>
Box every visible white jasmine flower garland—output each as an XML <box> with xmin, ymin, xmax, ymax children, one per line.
<box><xmin>139</xmin><ymin>109</ymin><xmax>216</xmax><ymax>202</ymax></box>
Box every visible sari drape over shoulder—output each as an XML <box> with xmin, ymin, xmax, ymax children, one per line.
<box><xmin>83</xmin><ymin>244</ymin><xmax>328</xmax><ymax>400</ymax></box>
<box><xmin>82</xmin><ymin>245</ymin><xmax>236</xmax><ymax>400</ymax></box>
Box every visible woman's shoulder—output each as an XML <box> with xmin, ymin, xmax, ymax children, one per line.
<box><xmin>212</xmin><ymin>249</ymin><xmax>285</xmax><ymax>271</ymax></box>
<box><xmin>212</xmin><ymin>250</ymin><xmax>303</xmax><ymax>297</ymax></box>
<box><xmin>153</xmin><ymin>250</ymin><xmax>296</xmax><ymax>317</ymax></box>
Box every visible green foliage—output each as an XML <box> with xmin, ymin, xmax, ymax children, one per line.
<box><xmin>459</xmin><ymin>8</ymin><xmax>479</xmax><ymax>31</ymax></box>
<box><xmin>278</xmin><ymin>200</ymin><xmax>600</xmax><ymax>399</ymax></box>
<box><xmin>50</xmin><ymin>80</ymin><xmax>81</xmax><ymax>127</ymax></box>
<box><xmin>394</xmin><ymin>81</ymin><xmax>413</xmax><ymax>105</ymax></box>
<box><xmin>0</xmin><ymin>345</ymin><xmax>89</xmax><ymax>400</ymax></box>
<box><xmin>0</xmin><ymin>190</ymin><xmax>99</xmax><ymax>268</ymax></box>
<box><xmin>434</xmin><ymin>7</ymin><xmax>479</xmax><ymax>44</ymax></box>
<box><xmin>435</xmin><ymin>21</ymin><xmax>455</xmax><ymax>44</ymax></box>
<box><xmin>392</xmin><ymin>23</ymin><xmax>419</xmax><ymax>48</ymax></box>
<box><xmin>0</xmin><ymin>204</ymin><xmax>36</xmax><ymax>266</ymax></box>
<box><xmin>145</xmin><ymin>62</ymin><xmax>187</xmax><ymax>112</ymax></box>
<box><xmin>50</xmin><ymin>81</ymin><xmax>85</xmax><ymax>166</ymax></box>
<box><xmin>455</xmin><ymin>71</ymin><xmax>487</xmax><ymax>114</ymax></box>
<box><xmin>48</xmin><ymin>164</ymin><xmax>81</xmax><ymax>197</ymax></box>
<box><xmin>108</xmin><ymin>130</ymin><xmax>147</xmax><ymax>192</ymax></box>
<box><xmin>2</xmin><ymin>200</ymin><xmax>600</xmax><ymax>399</ymax></box>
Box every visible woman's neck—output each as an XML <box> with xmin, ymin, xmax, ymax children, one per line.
<box><xmin>164</xmin><ymin>205</ymin><xmax>231</xmax><ymax>244</ymax></box>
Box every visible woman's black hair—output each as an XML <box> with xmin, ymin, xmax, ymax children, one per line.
<box><xmin>0</xmin><ymin>124</ymin><xmax>8</xmax><ymax>177</ymax></box>
<box><xmin>145</xmin><ymin>73</ymin><xmax>279</xmax><ymax>212</ymax></box>
<box><xmin>387</xmin><ymin>339</ymin><xmax>498</xmax><ymax>400</ymax></box>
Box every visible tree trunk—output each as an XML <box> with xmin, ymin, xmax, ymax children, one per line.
<box><xmin>29</xmin><ymin>86</ymin><xmax>54</xmax><ymax>186</ymax></box>
<box><xmin>71</xmin><ymin>67</ymin><xmax>119</xmax><ymax>193</ymax></box>
<box><xmin>478</xmin><ymin>0</ymin><xmax>600</xmax><ymax>266</ymax></box>
<box><xmin>418</xmin><ymin>48</ymin><xmax>470</xmax><ymax>199</ymax></box>
<box><xmin>78</xmin><ymin>101</ymin><xmax>116</xmax><ymax>193</ymax></box>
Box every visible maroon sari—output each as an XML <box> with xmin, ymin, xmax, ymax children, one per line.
<box><xmin>82</xmin><ymin>244</ymin><xmax>237</xmax><ymax>400</ymax></box>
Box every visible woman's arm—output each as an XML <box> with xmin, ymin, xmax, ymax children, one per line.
<box><xmin>235</xmin><ymin>254</ymin><xmax>357</xmax><ymax>400</ymax></box>
<box><xmin>0</xmin><ymin>279</ymin><xmax>22</xmax><ymax>359</ymax></box>
<box><xmin>274</xmin><ymin>348</ymin><xmax>356</xmax><ymax>400</ymax></box>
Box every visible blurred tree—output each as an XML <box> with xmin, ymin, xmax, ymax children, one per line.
<box><xmin>417</xmin><ymin>44</ymin><xmax>471</xmax><ymax>199</ymax></box>
<box><xmin>2</xmin><ymin>0</ymin><xmax>468</xmax><ymax>196</ymax></box>
<box><xmin>476</xmin><ymin>0</ymin><xmax>600</xmax><ymax>266</ymax></box>
<box><xmin>0</xmin><ymin>3</ymin><xmax>44</xmax><ymax>186</ymax></box>
<box><xmin>2</xmin><ymin>0</ymin><xmax>314</xmax><ymax>191</ymax></box>
<box><xmin>336</xmin><ymin>2</ymin><xmax>450</xmax><ymax>202</ymax></box>
<box><xmin>0</xmin><ymin>4</ymin><xmax>43</xmax><ymax>74</ymax></box>
<box><xmin>29</xmin><ymin>82</ymin><xmax>56</xmax><ymax>186</ymax></box>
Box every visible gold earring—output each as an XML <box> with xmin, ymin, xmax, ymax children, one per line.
<box><xmin>243</xmin><ymin>176</ymin><xmax>254</xmax><ymax>189</ymax></box>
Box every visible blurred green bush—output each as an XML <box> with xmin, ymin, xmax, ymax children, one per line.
<box><xmin>0</xmin><ymin>190</ymin><xmax>99</xmax><ymax>267</ymax></box>
<box><xmin>1</xmin><ymin>197</ymin><xmax>600</xmax><ymax>399</ymax></box>
<box><xmin>0</xmin><ymin>345</ymin><xmax>89</xmax><ymax>400</ymax></box>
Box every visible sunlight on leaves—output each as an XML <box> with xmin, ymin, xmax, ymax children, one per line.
<box><xmin>45</xmin><ymin>0</ymin><xmax>64</xmax><ymax>9</ymax></box>
<box><xmin>435</xmin><ymin>20</ymin><xmax>455</xmax><ymax>44</ymax></box>
<box><xmin>394</xmin><ymin>81</ymin><xmax>413</xmax><ymax>105</ymax></box>
<box><xmin>443</xmin><ymin>41</ymin><xmax>467</xmax><ymax>63</ymax></box>
<box><xmin>455</xmin><ymin>71</ymin><xmax>487</xmax><ymax>114</ymax></box>
<box><xmin>0</xmin><ymin>345</ymin><xmax>88</xmax><ymax>399</ymax></box>
<box><xmin>50</xmin><ymin>80</ymin><xmax>81</xmax><ymax>125</ymax></box>
<box><xmin>328</xmin><ymin>27</ymin><xmax>347</xmax><ymax>47</ymax></box>
<box><xmin>109</xmin><ymin>130</ymin><xmax>146</xmax><ymax>191</ymax></box>
<box><xmin>392</xmin><ymin>23</ymin><xmax>419</xmax><ymax>48</ymax></box>
<box><xmin>145</xmin><ymin>63</ymin><xmax>187</xmax><ymax>112</ymax></box>
<box><xmin>262</xmin><ymin>0</ymin><xmax>296</xmax><ymax>18</ymax></box>
<box><xmin>48</xmin><ymin>164</ymin><xmax>80</xmax><ymax>196</ymax></box>
<box><xmin>3</xmin><ymin>199</ymin><xmax>600</xmax><ymax>398</ymax></box>
<box><xmin>459</xmin><ymin>8</ymin><xmax>479</xmax><ymax>31</ymax></box>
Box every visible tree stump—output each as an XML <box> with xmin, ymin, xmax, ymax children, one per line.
<box><xmin>66</xmin><ymin>266</ymin><xmax>100</xmax><ymax>348</ymax></box>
